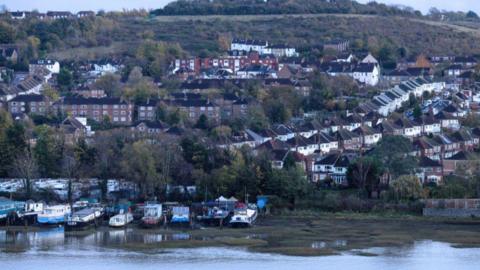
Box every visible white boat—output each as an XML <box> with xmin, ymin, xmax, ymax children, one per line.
<box><xmin>109</xmin><ymin>211</ymin><xmax>134</xmax><ymax>228</ymax></box>
<box><xmin>141</xmin><ymin>203</ymin><xmax>163</xmax><ymax>228</ymax></box>
<box><xmin>37</xmin><ymin>205</ymin><xmax>71</xmax><ymax>225</ymax></box>
<box><xmin>65</xmin><ymin>207</ymin><xmax>103</xmax><ymax>231</ymax></box>
<box><xmin>229</xmin><ymin>203</ymin><xmax>257</xmax><ymax>227</ymax></box>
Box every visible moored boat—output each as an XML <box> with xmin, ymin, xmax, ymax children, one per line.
<box><xmin>229</xmin><ymin>203</ymin><xmax>257</xmax><ymax>228</ymax></box>
<box><xmin>141</xmin><ymin>203</ymin><xmax>163</xmax><ymax>228</ymax></box>
<box><xmin>37</xmin><ymin>205</ymin><xmax>71</xmax><ymax>225</ymax></box>
<box><xmin>0</xmin><ymin>199</ymin><xmax>25</xmax><ymax>225</ymax></box>
<box><xmin>65</xmin><ymin>207</ymin><xmax>103</xmax><ymax>231</ymax></box>
<box><xmin>109</xmin><ymin>211</ymin><xmax>134</xmax><ymax>228</ymax></box>
<box><xmin>170</xmin><ymin>206</ymin><xmax>190</xmax><ymax>224</ymax></box>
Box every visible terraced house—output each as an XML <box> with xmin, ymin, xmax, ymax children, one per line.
<box><xmin>58</xmin><ymin>97</ymin><xmax>133</xmax><ymax>124</ymax></box>
<box><xmin>8</xmin><ymin>94</ymin><xmax>53</xmax><ymax>116</ymax></box>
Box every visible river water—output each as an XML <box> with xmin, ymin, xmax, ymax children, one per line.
<box><xmin>0</xmin><ymin>228</ymin><xmax>479</xmax><ymax>270</ymax></box>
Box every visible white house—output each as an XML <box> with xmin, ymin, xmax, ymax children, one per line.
<box><xmin>29</xmin><ymin>60</ymin><xmax>60</xmax><ymax>74</ymax></box>
<box><xmin>263</xmin><ymin>44</ymin><xmax>298</xmax><ymax>58</ymax></box>
<box><xmin>231</xmin><ymin>39</ymin><xmax>268</xmax><ymax>53</ymax></box>
<box><xmin>91</xmin><ymin>62</ymin><xmax>120</xmax><ymax>76</ymax></box>
<box><xmin>310</xmin><ymin>132</ymin><xmax>339</xmax><ymax>154</ymax></box>
<box><xmin>352</xmin><ymin>63</ymin><xmax>380</xmax><ymax>86</ymax></box>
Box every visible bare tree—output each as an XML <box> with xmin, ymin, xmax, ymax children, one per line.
<box><xmin>12</xmin><ymin>149</ymin><xmax>38</xmax><ymax>199</ymax></box>
<box><xmin>61</xmin><ymin>149</ymin><xmax>78</xmax><ymax>205</ymax></box>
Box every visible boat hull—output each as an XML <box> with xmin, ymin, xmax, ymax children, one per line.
<box><xmin>37</xmin><ymin>215</ymin><xmax>65</xmax><ymax>225</ymax></box>
<box><xmin>140</xmin><ymin>217</ymin><xmax>163</xmax><ymax>228</ymax></box>
<box><xmin>64</xmin><ymin>220</ymin><xmax>97</xmax><ymax>231</ymax></box>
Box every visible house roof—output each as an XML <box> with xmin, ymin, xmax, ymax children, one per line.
<box><xmin>232</xmin><ymin>39</ymin><xmax>268</xmax><ymax>46</ymax></box>
<box><xmin>63</xmin><ymin>97</ymin><xmax>129</xmax><ymax>105</ymax></box>
<box><xmin>165</xmin><ymin>126</ymin><xmax>185</xmax><ymax>135</ymax></box>
<box><xmin>419</xmin><ymin>156</ymin><xmax>442</xmax><ymax>167</ymax></box>
<box><xmin>310</xmin><ymin>132</ymin><xmax>336</xmax><ymax>144</ymax></box>
<box><xmin>135</xmin><ymin>121</ymin><xmax>168</xmax><ymax>130</ymax></box>
<box><xmin>353</xmin><ymin>63</ymin><xmax>375</xmax><ymax>73</ymax></box>
<box><xmin>168</xmin><ymin>99</ymin><xmax>217</xmax><ymax>108</ymax></box>
<box><xmin>335</xmin><ymin>129</ymin><xmax>359</xmax><ymax>141</ymax></box>
<box><xmin>316</xmin><ymin>153</ymin><xmax>340</xmax><ymax>165</ymax></box>
<box><xmin>256</xmin><ymin>139</ymin><xmax>289</xmax><ymax>151</ymax></box>
<box><xmin>9</xmin><ymin>94</ymin><xmax>45</xmax><ymax>102</ymax></box>
<box><xmin>353</xmin><ymin>125</ymin><xmax>380</xmax><ymax>136</ymax></box>
<box><xmin>272</xmin><ymin>124</ymin><xmax>293</xmax><ymax>136</ymax></box>
<box><xmin>286</xmin><ymin>135</ymin><xmax>310</xmax><ymax>147</ymax></box>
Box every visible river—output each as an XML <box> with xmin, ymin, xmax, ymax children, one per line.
<box><xmin>0</xmin><ymin>228</ymin><xmax>479</xmax><ymax>270</ymax></box>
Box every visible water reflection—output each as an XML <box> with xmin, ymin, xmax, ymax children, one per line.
<box><xmin>311</xmin><ymin>240</ymin><xmax>348</xmax><ymax>249</ymax></box>
<box><xmin>0</xmin><ymin>228</ymin><xmax>194</xmax><ymax>252</ymax></box>
<box><xmin>1</xmin><ymin>229</ymin><xmax>480</xmax><ymax>270</ymax></box>
<box><xmin>0</xmin><ymin>241</ymin><xmax>479</xmax><ymax>270</ymax></box>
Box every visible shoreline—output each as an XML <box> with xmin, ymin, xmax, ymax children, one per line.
<box><xmin>2</xmin><ymin>212</ymin><xmax>480</xmax><ymax>256</ymax></box>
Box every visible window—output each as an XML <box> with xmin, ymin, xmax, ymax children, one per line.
<box><xmin>120</xmin><ymin>110</ymin><xmax>126</xmax><ymax>115</ymax></box>
<box><xmin>113</xmin><ymin>117</ymin><xmax>119</xmax><ymax>122</ymax></box>
<box><xmin>121</xmin><ymin>117</ymin><xmax>126</xmax><ymax>122</ymax></box>
<box><xmin>114</xmin><ymin>105</ymin><xmax>119</xmax><ymax>109</ymax></box>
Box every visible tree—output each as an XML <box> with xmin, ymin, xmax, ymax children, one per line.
<box><xmin>34</xmin><ymin>126</ymin><xmax>64</xmax><ymax>177</ymax></box>
<box><xmin>347</xmin><ymin>157</ymin><xmax>382</xmax><ymax>197</ymax></box>
<box><xmin>370</xmin><ymin>135</ymin><xmax>417</xmax><ymax>181</ymax></box>
<box><xmin>121</xmin><ymin>141</ymin><xmax>161</xmax><ymax>199</ymax></box>
<box><xmin>195</xmin><ymin>114</ymin><xmax>209</xmax><ymax>129</ymax></box>
<box><xmin>466</xmin><ymin>11</ymin><xmax>479</xmax><ymax>20</ymax></box>
<box><xmin>94</xmin><ymin>73</ymin><xmax>122</xmax><ymax>97</ymax></box>
<box><xmin>0</xmin><ymin>22</ymin><xmax>15</xmax><ymax>43</ymax></box>
<box><xmin>390</xmin><ymin>175</ymin><xmax>423</xmax><ymax>201</ymax></box>
<box><xmin>57</xmin><ymin>68</ymin><xmax>73</xmax><ymax>92</ymax></box>
<box><xmin>413</xmin><ymin>105</ymin><xmax>422</xmax><ymax>119</ymax></box>
<box><xmin>266</xmin><ymin>166</ymin><xmax>309</xmax><ymax>208</ymax></box>
<box><xmin>12</xmin><ymin>149</ymin><xmax>38</xmax><ymax>198</ymax></box>
<box><xmin>43</xmin><ymin>84</ymin><xmax>60</xmax><ymax>101</ymax></box>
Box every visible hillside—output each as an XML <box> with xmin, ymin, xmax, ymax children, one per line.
<box><xmin>40</xmin><ymin>14</ymin><xmax>480</xmax><ymax>62</ymax></box>
<box><xmin>151</xmin><ymin>0</ymin><xmax>420</xmax><ymax>17</ymax></box>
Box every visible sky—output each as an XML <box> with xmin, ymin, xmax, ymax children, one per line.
<box><xmin>0</xmin><ymin>0</ymin><xmax>478</xmax><ymax>14</ymax></box>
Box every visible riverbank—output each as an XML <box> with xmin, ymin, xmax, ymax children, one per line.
<box><xmin>2</xmin><ymin>212</ymin><xmax>480</xmax><ymax>256</ymax></box>
<box><xmin>84</xmin><ymin>212</ymin><xmax>480</xmax><ymax>256</ymax></box>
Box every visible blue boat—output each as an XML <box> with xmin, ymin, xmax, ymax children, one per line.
<box><xmin>0</xmin><ymin>198</ymin><xmax>25</xmax><ymax>223</ymax></box>
<box><xmin>170</xmin><ymin>206</ymin><xmax>190</xmax><ymax>224</ymax></box>
<box><xmin>37</xmin><ymin>205</ymin><xmax>71</xmax><ymax>225</ymax></box>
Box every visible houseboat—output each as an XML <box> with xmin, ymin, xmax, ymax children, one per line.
<box><xmin>197</xmin><ymin>206</ymin><xmax>230</xmax><ymax>226</ymax></box>
<box><xmin>65</xmin><ymin>207</ymin><xmax>103</xmax><ymax>231</ymax></box>
<box><xmin>109</xmin><ymin>210</ymin><xmax>134</xmax><ymax>228</ymax></box>
<box><xmin>21</xmin><ymin>201</ymin><xmax>45</xmax><ymax>225</ymax></box>
<box><xmin>37</xmin><ymin>205</ymin><xmax>71</xmax><ymax>225</ymax></box>
<box><xmin>141</xmin><ymin>203</ymin><xmax>163</xmax><ymax>228</ymax></box>
<box><xmin>0</xmin><ymin>199</ymin><xmax>25</xmax><ymax>225</ymax></box>
<box><xmin>170</xmin><ymin>206</ymin><xmax>190</xmax><ymax>224</ymax></box>
<box><xmin>229</xmin><ymin>203</ymin><xmax>257</xmax><ymax>228</ymax></box>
